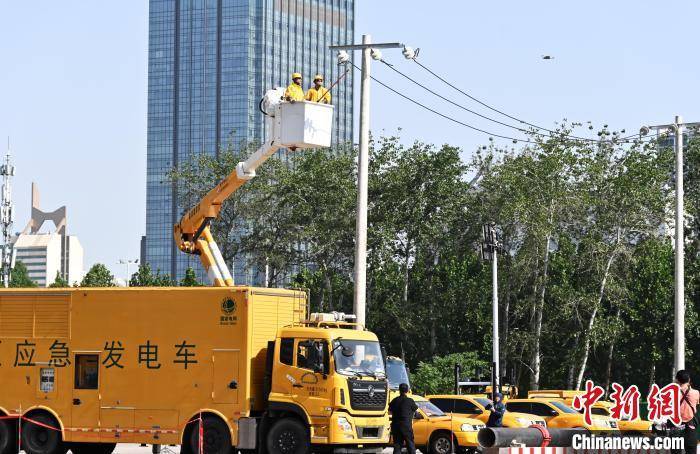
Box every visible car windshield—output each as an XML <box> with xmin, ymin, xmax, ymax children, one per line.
<box><xmin>475</xmin><ymin>398</ymin><xmax>492</xmax><ymax>408</ymax></box>
<box><xmin>333</xmin><ymin>339</ymin><xmax>386</xmax><ymax>378</ymax></box>
<box><xmin>417</xmin><ymin>401</ymin><xmax>446</xmax><ymax>417</ymax></box>
<box><xmin>551</xmin><ymin>401</ymin><xmax>578</xmax><ymax>414</ymax></box>
<box><xmin>386</xmin><ymin>357</ymin><xmax>410</xmax><ymax>389</ymax></box>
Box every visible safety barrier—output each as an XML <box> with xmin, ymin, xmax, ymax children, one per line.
<box><xmin>0</xmin><ymin>411</ymin><xmax>207</xmax><ymax>453</ymax></box>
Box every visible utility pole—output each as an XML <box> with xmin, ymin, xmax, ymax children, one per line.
<box><xmin>482</xmin><ymin>223</ymin><xmax>500</xmax><ymax>396</ymax></box>
<box><xmin>330</xmin><ymin>37</ymin><xmax>406</xmax><ymax>329</ymax></box>
<box><xmin>641</xmin><ymin>116</ymin><xmax>700</xmax><ymax>375</ymax></box>
<box><xmin>0</xmin><ymin>142</ymin><xmax>15</xmax><ymax>288</ymax></box>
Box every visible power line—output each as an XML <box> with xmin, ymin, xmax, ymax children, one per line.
<box><xmin>348</xmin><ymin>62</ymin><xmax>534</xmax><ymax>144</ymax></box>
<box><xmin>410</xmin><ymin>58</ymin><xmax>644</xmax><ymax>144</ymax></box>
<box><xmin>350</xmin><ymin>62</ymin><xmax>653</xmax><ymax>147</ymax></box>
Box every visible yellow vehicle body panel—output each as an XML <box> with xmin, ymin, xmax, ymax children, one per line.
<box><xmin>0</xmin><ymin>287</ymin><xmax>390</xmax><ymax>449</ymax></box>
<box><xmin>509</xmin><ymin>398</ymin><xmax>617</xmax><ymax>431</ymax></box>
<box><xmin>529</xmin><ymin>392</ymin><xmax>650</xmax><ymax>432</ymax></box>
<box><xmin>427</xmin><ymin>395</ymin><xmax>547</xmax><ymax>428</ymax></box>
<box><xmin>410</xmin><ymin>396</ymin><xmax>483</xmax><ymax>448</ymax></box>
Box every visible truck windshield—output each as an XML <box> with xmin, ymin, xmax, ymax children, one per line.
<box><xmin>386</xmin><ymin>357</ymin><xmax>410</xmax><ymax>389</ymax></box>
<box><xmin>333</xmin><ymin>339</ymin><xmax>386</xmax><ymax>378</ymax></box>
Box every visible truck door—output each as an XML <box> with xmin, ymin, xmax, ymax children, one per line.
<box><xmin>291</xmin><ymin>339</ymin><xmax>329</xmax><ymax>415</ymax></box>
<box><xmin>72</xmin><ymin>353</ymin><xmax>101</xmax><ymax>430</ymax></box>
<box><xmin>212</xmin><ymin>349</ymin><xmax>240</xmax><ymax>404</ymax></box>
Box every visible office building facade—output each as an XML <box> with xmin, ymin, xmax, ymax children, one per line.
<box><xmin>145</xmin><ymin>0</ymin><xmax>355</xmax><ymax>282</ymax></box>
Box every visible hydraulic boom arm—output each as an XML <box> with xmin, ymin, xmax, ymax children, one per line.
<box><xmin>173</xmin><ymin>88</ymin><xmax>334</xmax><ymax>286</ymax></box>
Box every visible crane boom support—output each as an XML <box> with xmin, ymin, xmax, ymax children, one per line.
<box><xmin>172</xmin><ymin>88</ymin><xmax>334</xmax><ymax>286</ymax></box>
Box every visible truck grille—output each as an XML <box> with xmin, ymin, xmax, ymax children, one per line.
<box><xmin>349</xmin><ymin>380</ymin><xmax>387</xmax><ymax>411</ymax></box>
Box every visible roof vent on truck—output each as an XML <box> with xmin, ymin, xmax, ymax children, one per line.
<box><xmin>308</xmin><ymin>312</ymin><xmax>357</xmax><ymax>323</ymax></box>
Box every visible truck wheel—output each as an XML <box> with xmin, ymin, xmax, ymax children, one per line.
<box><xmin>69</xmin><ymin>442</ymin><xmax>116</xmax><ymax>454</ymax></box>
<box><xmin>20</xmin><ymin>413</ymin><xmax>63</xmax><ymax>454</ymax></box>
<box><xmin>188</xmin><ymin>415</ymin><xmax>231</xmax><ymax>454</ymax></box>
<box><xmin>0</xmin><ymin>419</ymin><xmax>18</xmax><ymax>454</ymax></box>
<box><xmin>429</xmin><ymin>432</ymin><xmax>455</xmax><ymax>454</ymax></box>
<box><xmin>266</xmin><ymin>418</ymin><xmax>309</xmax><ymax>454</ymax></box>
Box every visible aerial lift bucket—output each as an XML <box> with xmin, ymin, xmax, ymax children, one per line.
<box><xmin>274</xmin><ymin>101</ymin><xmax>334</xmax><ymax>149</ymax></box>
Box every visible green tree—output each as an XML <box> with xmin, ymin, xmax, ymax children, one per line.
<box><xmin>411</xmin><ymin>352</ymin><xmax>488</xmax><ymax>395</ymax></box>
<box><xmin>81</xmin><ymin>264</ymin><xmax>116</xmax><ymax>287</ymax></box>
<box><xmin>49</xmin><ymin>271</ymin><xmax>69</xmax><ymax>288</ymax></box>
<box><xmin>129</xmin><ymin>263</ymin><xmax>173</xmax><ymax>287</ymax></box>
<box><xmin>9</xmin><ymin>261</ymin><xmax>37</xmax><ymax>288</ymax></box>
<box><xmin>180</xmin><ymin>267</ymin><xmax>202</xmax><ymax>287</ymax></box>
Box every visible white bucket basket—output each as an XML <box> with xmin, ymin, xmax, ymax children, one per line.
<box><xmin>274</xmin><ymin>101</ymin><xmax>334</xmax><ymax>149</ymax></box>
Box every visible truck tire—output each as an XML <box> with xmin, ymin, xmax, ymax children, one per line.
<box><xmin>188</xmin><ymin>415</ymin><xmax>232</xmax><ymax>454</ymax></box>
<box><xmin>69</xmin><ymin>442</ymin><xmax>116</xmax><ymax>454</ymax></box>
<box><xmin>0</xmin><ymin>419</ymin><xmax>18</xmax><ymax>454</ymax></box>
<box><xmin>429</xmin><ymin>432</ymin><xmax>455</xmax><ymax>454</ymax></box>
<box><xmin>266</xmin><ymin>418</ymin><xmax>309</xmax><ymax>454</ymax></box>
<box><xmin>20</xmin><ymin>413</ymin><xmax>63</xmax><ymax>454</ymax></box>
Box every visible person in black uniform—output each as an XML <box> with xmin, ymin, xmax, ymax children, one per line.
<box><xmin>389</xmin><ymin>383</ymin><xmax>418</xmax><ymax>454</ymax></box>
<box><xmin>485</xmin><ymin>392</ymin><xmax>506</xmax><ymax>427</ymax></box>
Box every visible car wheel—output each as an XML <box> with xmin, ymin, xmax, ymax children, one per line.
<box><xmin>430</xmin><ymin>432</ymin><xmax>454</xmax><ymax>454</ymax></box>
<box><xmin>266</xmin><ymin>418</ymin><xmax>309</xmax><ymax>454</ymax></box>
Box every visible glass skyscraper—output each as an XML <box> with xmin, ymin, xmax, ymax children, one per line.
<box><xmin>145</xmin><ymin>0</ymin><xmax>354</xmax><ymax>282</ymax></box>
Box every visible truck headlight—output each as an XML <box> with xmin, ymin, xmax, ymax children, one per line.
<box><xmin>337</xmin><ymin>417</ymin><xmax>353</xmax><ymax>433</ymax></box>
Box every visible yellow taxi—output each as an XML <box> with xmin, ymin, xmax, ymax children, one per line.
<box><xmin>427</xmin><ymin>394</ymin><xmax>547</xmax><ymax>428</ymax></box>
<box><xmin>528</xmin><ymin>391</ymin><xmax>650</xmax><ymax>432</ymax></box>
<box><xmin>506</xmin><ymin>398</ymin><xmax>618</xmax><ymax>431</ymax></box>
<box><xmin>410</xmin><ymin>395</ymin><xmax>484</xmax><ymax>454</ymax></box>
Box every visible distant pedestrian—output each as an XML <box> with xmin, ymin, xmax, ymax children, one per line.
<box><xmin>389</xmin><ymin>383</ymin><xmax>417</xmax><ymax>454</ymax></box>
<box><xmin>676</xmin><ymin>370</ymin><xmax>699</xmax><ymax>454</ymax></box>
<box><xmin>485</xmin><ymin>392</ymin><xmax>506</xmax><ymax>428</ymax></box>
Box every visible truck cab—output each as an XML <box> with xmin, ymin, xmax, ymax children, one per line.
<box><xmin>265</xmin><ymin>314</ymin><xmax>390</xmax><ymax>453</ymax></box>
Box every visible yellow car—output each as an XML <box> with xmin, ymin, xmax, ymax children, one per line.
<box><xmin>427</xmin><ymin>394</ymin><xmax>547</xmax><ymax>428</ymax></box>
<box><xmin>506</xmin><ymin>398</ymin><xmax>618</xmax><ymax>431</ymax></box>
<box><xmin>529</xmin><ymin>390</ymin><xmax>650</xmax><ymax>432</ymax></box>
<box><xmin>410</xmin><ymin>395</ymin><xmax>484</xmax><ymax>454</ymax></box>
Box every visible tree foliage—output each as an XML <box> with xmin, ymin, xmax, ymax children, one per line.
<box><xmin>49</xmin><ymin>271</ymin><xmax>69</xmax><ymax>288</ymax></box>
<box><xmin>129</xmin><ymin>263</ymin><xmax>174</xmax><ymax>287</ymax></box>
<box><xmin>172</xmin><ymin>126</ymin><xmax>696</xmax><ymax>395</ymax></box>
<box><xmin>9</xmin><ymin>261</ymin><xmax>37</xmax><ymax>288</ymax></box>
<box><xmin>81</xmin><ymin>263</ymin><xmax>116</xmax><ymax>287</ymax></box>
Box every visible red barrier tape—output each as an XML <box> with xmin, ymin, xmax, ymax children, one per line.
<box><xmin>529</xmin><ymin>424</ymin><xmax>551</xmax><ymax>448</ymax></box>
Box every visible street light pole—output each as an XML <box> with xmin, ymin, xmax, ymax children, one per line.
<box><xmin>119</xmin><ymin>259</ymin><xmax>139</xmax><ymax>287</ymax></box>
<box><xmin>674</xmin><ymin>116</ymin><xmax>685</xmax><ymax>373</ymax></box>
<box><xmin>482</xmin><ymin>223</ymin><xmax>500</xmax><ymax>396</ymax></box>
<box><xmin>641</xmin><ymin>116</ymin><xmax>700</xmax><ymax>375</ymax></box>
<box><xmin>330</xmin><ymin>37</ymin><xmax>405</xmax><ymax>329</ymax></box>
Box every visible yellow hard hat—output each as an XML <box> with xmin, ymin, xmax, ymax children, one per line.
<box><xmin>314</xmin><ymin>74</ymin><xmax>324</xmax><ymax>82</ymax></box>
<box><xmin>292</xmin><ymin>72</ymin><xmax>302</xmax><ymax>80</ymax></box>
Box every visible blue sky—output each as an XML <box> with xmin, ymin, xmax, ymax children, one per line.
<box><xmin>1</xmin><ymin>1</ymin><xmax>699</xmax><ymax>281</ymax></box>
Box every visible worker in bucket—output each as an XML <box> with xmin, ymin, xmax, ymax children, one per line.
<box><xmin>284</xmin><ymin>72</ymin><xmax>305</xmax><ymax>102</ymax></box>
<box><xmin>485</xmin><ymin>392</ymin><xmax>506</xmax><ymax>427</ymax></box>
<box><xmin>305</xmin><ymin>74</ymin><xmax>331</xmax><ymax>104</ymax></box>
<box><xmin>389</xmin><ymin>383</ymin><xmax>418</xmax><ymax>454</ymax></box>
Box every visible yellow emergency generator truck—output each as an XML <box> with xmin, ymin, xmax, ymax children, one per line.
<box><xmin>0</xmin><ymin>288</ymin><xmax>390</xmax><ymax>454</ymax></box>
<box><xmin>0</xmin><ymin>91</ymin><xmax>391</xmax><ymax>454</ymax></box>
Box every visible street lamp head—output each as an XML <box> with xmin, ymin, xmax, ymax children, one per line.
<box><xmin>337</xmin><ymin>50</ymin><xmax>349</xmax><ymax>65</ymax></box>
